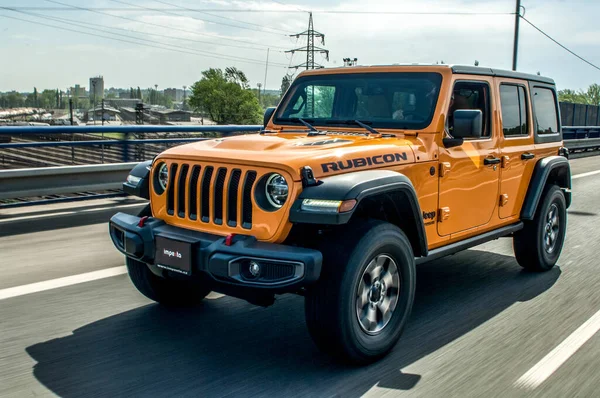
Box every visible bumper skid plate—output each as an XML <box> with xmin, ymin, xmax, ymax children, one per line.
<box><xmin>109</xmin><ymin>212</ymin><xmax>322</xmax><ymax>291</ymax></box>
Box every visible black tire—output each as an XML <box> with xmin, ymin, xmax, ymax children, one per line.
<box><xmin>126</xmin><ymin>257</ymin><xmax>211</xmax><ymax>306</ymax></box>
<box><xmin>514</xmin><ymin>185</ymin><xmax>567</xmax><ymax>272</ymax></box>
<box><xmin>304</xmin><ymin>220</ymin><xmax>416</xmax><ymax>364</ymax></box>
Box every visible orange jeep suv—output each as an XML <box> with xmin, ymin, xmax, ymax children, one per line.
<box><xmin>110</xmin><ymin>65</ymin><xmax>571</xmax><ymax>364</ymax></box>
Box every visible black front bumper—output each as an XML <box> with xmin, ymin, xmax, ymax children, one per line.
<box><xmin>109</xmin><ymin>212</ymin><xmax>322</xmax><ymax>292</ymax></box>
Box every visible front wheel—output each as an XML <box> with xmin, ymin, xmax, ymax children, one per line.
<box><xmin>304</xmin><ymin>220</ymin><xmax>416</xmax><ymax>364</ymax></box>
<box><xmin>514</xmin><ymin>185</ymin><xmax>567</xmax><ymax>271</ymax></box>
<box><xmin>126</xmin><ymin>257</ymin><xmax>211</xmax><ymax>306</ymax></box>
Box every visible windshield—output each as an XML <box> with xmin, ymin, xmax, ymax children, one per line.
<box><xmin>275</xmin><ymin>72</ymin><xmax>442</xmax><ymax>130</ymax></box>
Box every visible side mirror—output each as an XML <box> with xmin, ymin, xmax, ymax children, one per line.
<box><xmin>452</xmin><ymin>109</ymin><xmax>483</xmax><ymax>139</ymax></box>
<box><xmin>263</xmin><ymin>107</ymin><xmax>276</xmax><ymax>128</ymax></box>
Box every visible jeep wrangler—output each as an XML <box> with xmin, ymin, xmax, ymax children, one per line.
<box><xmin>109</xmin><ymin>65</ymin><xmax>571</xmax><ymax>364</ymax></box>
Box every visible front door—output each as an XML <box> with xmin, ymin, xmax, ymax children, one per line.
<box><xmin>438</xmin><ymin>79</ymin><xmax>500</xmax><ymax>236</ymax></box>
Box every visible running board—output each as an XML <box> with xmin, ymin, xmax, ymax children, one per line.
<box><xmin>416</xmin><ymin>222</ymin><xmax>524</xmax><ymax>265</ymax></box>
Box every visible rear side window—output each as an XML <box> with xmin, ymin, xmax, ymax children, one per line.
<box><xmin>500</xmin><ymin>85</ymin><xmax>528</xmax><ymax>136</ymax></box>
<box><xmin>533</xmin><ymin>87</ymin><xmax>559</xmax><ymax>134</ymax></box>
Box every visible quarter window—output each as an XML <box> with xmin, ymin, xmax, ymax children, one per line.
<box><xmin>533</xmin><ymin>87</ymin><xmax>559</xmax><ymax>134</ymax></box>
<box><xmin>500</xmin><ymin>85</ymin><xmax>529</xmax><ymax>136</ymax></box>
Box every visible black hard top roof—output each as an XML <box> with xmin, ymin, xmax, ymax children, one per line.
<box><xmin>451</xmin><ymin>65</ymin><xmax>555</xmax><ymax>85</ymax></box>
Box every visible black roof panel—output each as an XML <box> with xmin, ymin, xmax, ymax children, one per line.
<box><xmin>451</xmin><ymin>65</ymin><xmax>555</xmax><ymax>85</ymax></box>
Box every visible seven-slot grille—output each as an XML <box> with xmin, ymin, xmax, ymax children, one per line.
<box><xmin>166</xmin><ymin>162</ymin><xmax>257</xmax><ymax>229</ymax></box>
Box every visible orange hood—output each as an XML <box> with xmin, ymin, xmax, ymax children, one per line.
<box><xmin>156</xmin><ymin>132</ymin><xmax>418</xmax><ymax>181</ymax></box>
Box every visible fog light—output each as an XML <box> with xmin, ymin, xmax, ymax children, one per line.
<box><xmin>126</xmin><ymin>174</ymin><xmax>142</xmax><ymax>186</ymax></box>
<box><xmin>249</xmin><ymin>261</ymin><xmax>261</xmax><ymax>277</ymax></box>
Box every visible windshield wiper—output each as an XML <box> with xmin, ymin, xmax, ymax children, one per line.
<box><xmin>324</xmin><ymin>119</ymin><xmax>380</xmax><ymax>135</ymax></box>
<box><xmin>288</xmin><ymin>117</ymin><xmax>318</xmax><ymax>132</ymax></box>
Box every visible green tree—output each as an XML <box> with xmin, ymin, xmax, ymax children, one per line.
<box><xmin>136</xmin><ymin>87</ymin><xmax>142</xmax><ymax>100</ymax></box>
<box><xmin>559</xmin><ymin>84</ymin><xmax>600</xmax><ymax>106</ymax></box>
<box><xmin>189</xmin><ymin>67</ymin><xmax>262</xmax><ymax>125</ymax></box>
<box><xmin>2</xmin><ymin>91</ymin><xmax>25</xmax><ymax>108</ymax></box>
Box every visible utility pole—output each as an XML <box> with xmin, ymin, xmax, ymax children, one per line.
<box><xmin>286</xmin><ymin>12</ymin><xmax>329</xmax><ymax>70</ymax></box>
<box><xmin>263</xmin><ymin>48</ymin><xmax>270</xmax><ymax>96</ymax></box>
<box><xmin>512</xmin><ymin>0</ymin><xmax>521</xmax><ymax>71</ymax></box>
<box><xmin>257</xmin><ymin>83</ymin><xmax>262</xmax><ymax>106</ymax></box>
<box><xmin>69</xmin><ymin>98</ymin><xmax>74</xmax><ymax>126</ymax></box>
<box><xmin>183</xmin><ymin>85</ymin><xmax>187</xmax><ymax>110</ymax></box>
<box><xmin>101</xmin><ymin>98</ymin><xmax>105</xmax><ymax>126</ymax></box>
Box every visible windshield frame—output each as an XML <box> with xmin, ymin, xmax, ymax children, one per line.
<box><xmin>274</xmin><ymin>71</ymin><xmax>443</xmax><ymax>131</ymax></box>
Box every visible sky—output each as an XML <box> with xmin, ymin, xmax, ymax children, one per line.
<box><xmin>0</xmin><ymin>0</ymin><xmax>598</xmax><ymax>93</ymax></box>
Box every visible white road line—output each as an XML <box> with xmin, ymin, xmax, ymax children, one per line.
<box><xmin>0</xmin><ymin>266</ymin><xmax>127</xmax><ymax>300</ymax></box>
<box><xmin>515</xmin><ymin>309</ymin><xmax>600</xmax><ymax>390</ymax></box>
<box><xmin>0</xmin><ymin>203</ymin><xmax>144</xmax><ymax>224</ymax></box>
<box><xmin>572</xmin><ymin>170</ymin><xmax>600</xmax><ymax>180</ymax></box>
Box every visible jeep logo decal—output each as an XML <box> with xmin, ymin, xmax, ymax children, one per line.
<box><xmin>321</xmin><ymin>152</ymin><xmax>408</xmax><ymax>173</ymax></box>
<box><xmin>422</xmin><ymin>211</ymin><xmax>436</xmax><ymax>220</ymax></box>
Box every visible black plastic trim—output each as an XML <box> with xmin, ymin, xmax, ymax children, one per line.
<box><xmin>416</xmin><ymin>222</ymin><xmax>524</xmax><ymax>265</ymax></box>
<box><xmin>289</xmin><ymin>170</ymin><xmax>428</xmax><ymax>256</ymax></box>
<box><xmin>451</xmin><ymin>65</ymin><xmax>555</xmax><ymax>85</ymax></box>
<box><xmin>109</xmin><ymin>212</ymin><xmax>322</xmax><ymax>292</ymax></box>
<box><xmin>521</xmin><ymin>156</ymin><xmax>571</xmax><ymax>220</ymax></box>
<box><xmin>122</xmin><ymin>160</ymin><xmax>151</xmax><ymax>200</ymax></box>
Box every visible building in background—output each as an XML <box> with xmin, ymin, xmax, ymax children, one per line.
<box><xmin>71</xmin><ymin>84</ymin><xmax>87</xmax><ymax>98</ymax></box>
<box><xmin>164</xmin><ymin>88</ymin><xmax>184</xmax><ymax>102</ymax></box>
<box><xmin>89</xmin><ymin>76</ymin><xmax>104</xmax><ymax>99</ymax></box>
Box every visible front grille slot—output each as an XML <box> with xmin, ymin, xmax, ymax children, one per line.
<box><xmin>242</xmin><ymin>171</ymin><xmax>257</xmax><ymax>229</ymax></box>
<box><xmin>188</xmin><ymin>166</ymin><xmax>201</xmax><ymax>220</ymax></box>
<box><xmin>200</xmin><ymin>166</ymin><xmax>214</xmax><ymax>223</ymax></box>
<box><xmin>163</xmin><ymin>162</ymin><xmax>260</xmax><ymax>231</ymax></box>
<box><xmin>177</xmin><ymin>164</ymin><xmax>189</xmax><ymax>218</ymax></box>
<box><xmin>166</xmin><ymin>163</ymin><xmax>178</xmax><ymax>215</ymax></box>
<box><xmin>227</xmin><ymin>169</ymin><xmax>242</xmax><ymax>227</ymax></box>
<box><xmin>213</xmin><ymin>168</ymin><xmax>227</xmax><ymax>225</ymax></box>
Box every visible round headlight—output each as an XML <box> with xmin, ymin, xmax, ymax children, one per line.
<box><xmin>265</xmin><ymin>173</ymin><xmax>288</xmax><ymax>208</ymax></box>
<box><xmin>158</xmin><ymin>163</ymin><xmax>169</xmax><ymax>191</ymax></box>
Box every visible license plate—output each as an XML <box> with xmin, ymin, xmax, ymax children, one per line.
<box><xmin>155</xmin><ymin>236</ymin><xmax>193</xmax><ymax>275</ymax></box>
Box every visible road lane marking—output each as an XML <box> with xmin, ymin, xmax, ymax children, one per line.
<box><xmin>515</xmin><ymin>309</ymin><xmax>600</xmax><ymax>390</ymax></box>
<box><xmin>572</xmin><ymin>170</ymin><xmax>600</xmax><ymax>180</ymax></box>
<box><xmin>0</xmin><ymin>203</ymin><xmax>144</xmax><ymax>224</ymax></box>
<box><xmin>0</xmin><ymin>266</ymin><xmax>127</xmax><ymax>300</ymax></box>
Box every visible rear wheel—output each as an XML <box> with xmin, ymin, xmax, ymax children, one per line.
<box><xmin>304</xmin><ymin>220</ymin><xmax>416</xmax><ymax>364</ymax></box>
<box><xmin>514</xmin><ymin>185</ymin><xmax>567</xmax><ymax>271</ymax></box>
<box><xmin>126</xmin><ymin>257</ymin><xmax>211</xmax><ymax>306</ymax></box>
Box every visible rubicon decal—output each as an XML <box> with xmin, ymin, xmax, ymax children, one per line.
<box><xmin>321</xmin><ymin>152</ymin><xmax>408</xmax><ymax>173</ymax></box>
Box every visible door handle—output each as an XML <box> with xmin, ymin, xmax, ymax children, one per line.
<box><xmin>521</xmin><ymin>153</ymin><xmax>535</xmax><ymax>160</ymax></box>
<box><xmin>484</xmin><ymin>157</ymin><xmax>501</xmax><ymax>165</ymax></box>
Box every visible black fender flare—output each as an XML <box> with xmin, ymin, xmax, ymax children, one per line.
<box><xmin>289</xmin><ymin>170</ymin><xmax>428</xmax><ymax>256</ymax></box>
<box><xmin>123</xmin><ymin>160</ymin><xmax>151</xmax><ymax>199</ymax></box>
<box><xmin>521</xmin><ymin>156</ymin><xmax>571</xmax><ymax>220</ymax></box>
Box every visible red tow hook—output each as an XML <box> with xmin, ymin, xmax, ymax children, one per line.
<box><xmin>138</xmin><ymin>216</ymin><xmax>149</xmax><ymax>227</ymax></box>
<box><xmin>225</xmin><ymin>233</ymin><xmax>237</xmax><ymax>246</ymax></box>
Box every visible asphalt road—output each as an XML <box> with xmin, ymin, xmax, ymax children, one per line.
<box><xmin>1</xmin><ymin>156</ymin><xmax>600</xmax><ymax>397</ymax></box>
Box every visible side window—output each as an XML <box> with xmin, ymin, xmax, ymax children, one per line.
<box><xmin>449</xmin><ymin>81</ymin><xmax>491</xmax><ymax>138</ymax></box>
<box><xmin>500</xmin><ymin>84</ymin><xmax>529</xmax><ymax>136</ymax></box>
<box><xmin>532</xmin><ymin>87</ymin><xmax>559</xmax><ymax>134</ymax></box>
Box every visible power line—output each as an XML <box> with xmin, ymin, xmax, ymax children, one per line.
<box><xmin>1</xmin><ymin>7</ymin><xmax>289</xmax><ymax>65</ymax></box>
<box><xmin>270</xmin><ymin>0</ymin><xmax>309</xmax><ymax>13</ymax></box>
<box><xmin>0</xmin><ymin>6</ymin><xmax>513</xmax><ymax>15</ymax></box>
<box><xmin>107</xmin><ymin>0</ymin><xmax>287</xmax><ymax>37</ymax></box>
<box><xmin>0</xmin><ymin>13</ymin><xmax>289</xmax><ymax>67</ymax></box>
<box><xmin>152</xmin><ymin>0</ymin><xmax>292</xmax><ymax>35</ymax></box>
<box><xmin>43</xmin><ymin>0</ymin><xmax>289</xmax><ymax>50</ymax></box>
<box><xmin>520</xmin><ymin>16</ymin><xmax>600</xmax><ymax>72</ymax></box>
<box><xmin>2</xmin><ymin>7</ymin><xmax>282</xmax><ymax>53</ymax></box>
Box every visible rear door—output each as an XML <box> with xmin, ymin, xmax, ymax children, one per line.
<box><xmin>496</xmin><ymin>79</ymin><xmax>536</xmax><ymax>219</ymax></box>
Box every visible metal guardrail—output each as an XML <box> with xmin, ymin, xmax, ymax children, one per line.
<box><xmin>1</xmin><ymin>125</ymin><xmax>599</xmax><ymax>208</ymax></box>
<box><xmin>0</xmin><ymin>162</ymin><xmax>137</xmax><ymax>200</ymax></box>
